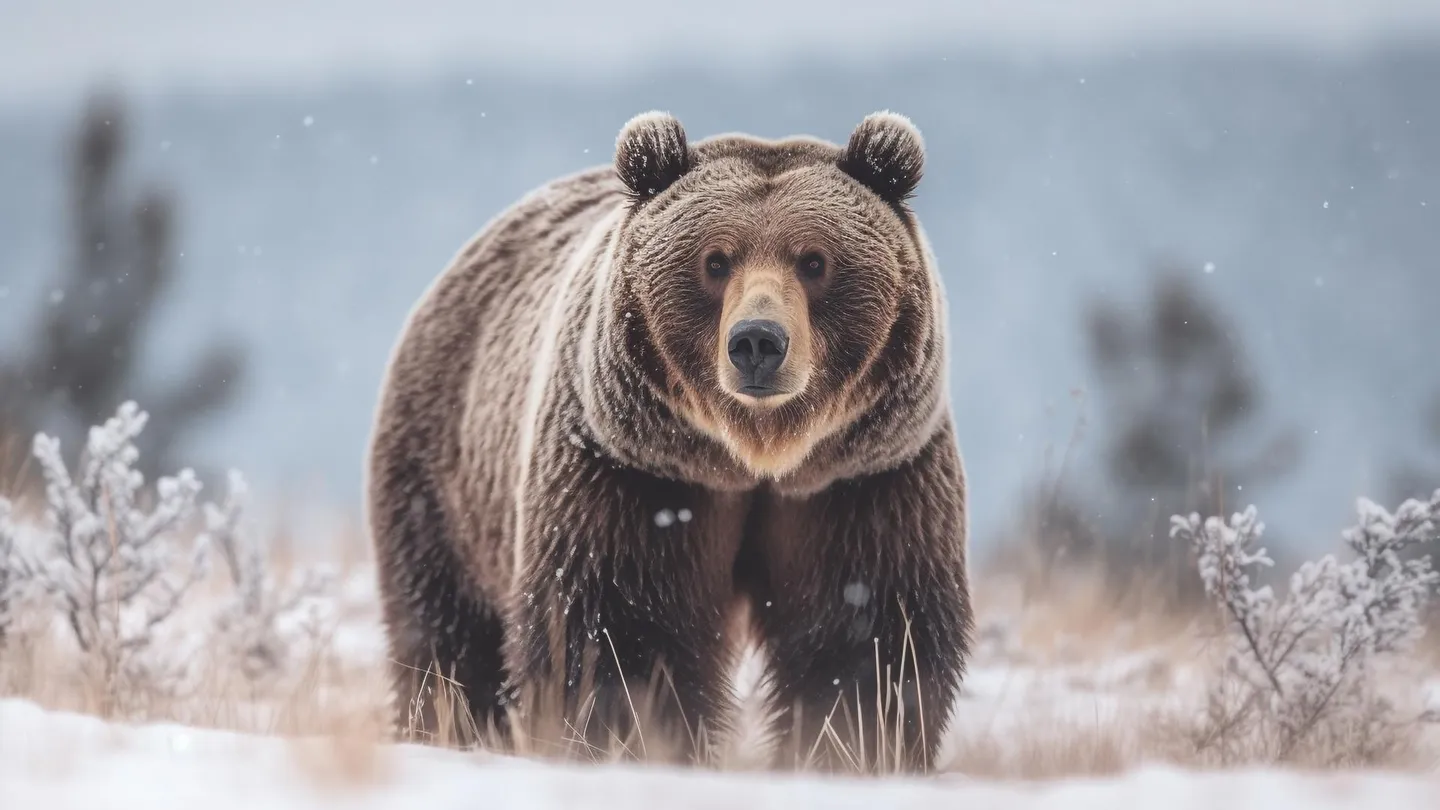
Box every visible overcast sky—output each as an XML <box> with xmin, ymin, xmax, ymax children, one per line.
<box><xmin>4</xmin><ymin>0</ymin><xmax>1440</xmax><ymax>103</ymax></box>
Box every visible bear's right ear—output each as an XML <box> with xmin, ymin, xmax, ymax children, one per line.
<box><xmin>614</xmin><ymin>111</ymin><xmax>692</xmax><ymax>204</ymax></box>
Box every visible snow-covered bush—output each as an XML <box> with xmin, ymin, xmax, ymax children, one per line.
<box><xmin>1172</xmin><ymin>490</ymin><xmax>1440</xmax><ymax>763</ymax></box>
<box><xmin>0</xmin><ymin>401</ymin><xmax>339</xmax><ymax>714</ymax></box>
<box><xmin>0</xmin><ymin>501</ymin><xmax>46</xmax><ymax>655</ymax></box>
<box><xmin>206</xmin><ymin>469</ymin><xmax>333</xmax><ymax>683</ymax></box>
<box><xmin>13</xmin><ymin>402</ymin><xmax>211</xmax><ymax>711</ymax></box>
<box><xmin>0</xmin><ymin>499</ymin><xmax>23</xmax><ymax>641</ymax></box>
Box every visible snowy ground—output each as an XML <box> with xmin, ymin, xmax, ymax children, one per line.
<box><xmin>5</xmin><ymin>697</ymin><xmax>1440</xmax><ymax>809</ymax></box>
<box><xmin>2</xmin><ymin>565</ymin><xmax>1437</xmax><ymax>808</ymax></box>
<box><xmin>5</xmin><ymin>503</ymin><xmax>1440</xmax><ymax>807</ymax></box>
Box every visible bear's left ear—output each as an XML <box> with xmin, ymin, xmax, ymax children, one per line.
<box><xmin>614</xmin><ymin>111</ymin><xmax>692</xmax><ymax>204</ymax></box>
<box><xmin>838</xmin><ymin>111</ymin><xmax>925</xmax><ymax>208</ymax></box>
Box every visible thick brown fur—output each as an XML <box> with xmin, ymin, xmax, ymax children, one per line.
<box><xmin>366</xmin><ymin>110</ymin><xmax>972</xmax><ymax>772</ymax></box>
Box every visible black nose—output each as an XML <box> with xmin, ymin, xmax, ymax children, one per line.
<box><xmin>727</xmin><ymin>319</ymin><xmax>789</xmax><ymax>391</ymax></box>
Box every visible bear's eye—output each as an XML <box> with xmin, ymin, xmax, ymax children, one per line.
<box><xmin>704</xmin><ymin>252</ymin><xmax>731</xmax><ymax>280</ymax></box>
<box><xmin>798</xmin><ymin>252</ymin><xmax>826</xmax><ymax>280</ymax></box>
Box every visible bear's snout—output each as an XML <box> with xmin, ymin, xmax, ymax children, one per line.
<box><xmin>726</xmin><ymin>319</ymin><xmax>788</xmax><ymax>395</ymax></box>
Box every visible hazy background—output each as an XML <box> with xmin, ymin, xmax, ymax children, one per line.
<box><xmin>2</xmin><ymin>1</ymin><xmax>1439</xmax><ymax>569</ymax></box>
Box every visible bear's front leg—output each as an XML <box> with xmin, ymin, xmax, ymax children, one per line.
<box><xmin>757</xmin><ymin>430</ymin><xmax>973</xmax><ymax>774</ymax></box>
<box><xmin>502</xmin><ymin>454</ymin><xmax>745</xmax><ymax>764</ymax></box>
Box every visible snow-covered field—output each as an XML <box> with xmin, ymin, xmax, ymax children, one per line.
<box><xmin>4</xmin><ymin>555</ymin><xmax>1440</xmax><ymax>808</ymax></box>
<box><xmin>6</xmin><ymin>694</ymin><xmax>1440</xmax><ymax>810</ymax></box>
<box><xmin>4</xmin><ymin>592</ymin><xmax>1440</xmax><ymax>810</ymax></box>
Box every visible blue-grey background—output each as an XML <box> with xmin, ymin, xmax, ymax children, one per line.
<box><xmin>2</xmin><ymin>1</ymin><xmax>1438</xmax><ymax>551</ymax></box>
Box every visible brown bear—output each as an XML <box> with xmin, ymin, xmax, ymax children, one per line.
<box><xmin>365</xmin><ymin>110</ymin><xmax>972</xmax><ymax>772</ymax></box>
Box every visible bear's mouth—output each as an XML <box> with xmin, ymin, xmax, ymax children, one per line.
<box><xmin>737</xmin><ymin>384</ymin><xmax>783</xmax><ymax>399</ymax></box>
<box><xmin>720</xmin><ymin>364</ymin><xmax>811</xmax><ymax>410</ymax></box>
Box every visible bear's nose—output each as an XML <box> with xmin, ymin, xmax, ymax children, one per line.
<box><xmin>727</xmin><ymin>319</ymin><xmax>789</xmax><ymax>392</ymax></box>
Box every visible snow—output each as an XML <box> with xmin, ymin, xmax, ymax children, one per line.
<box><xmin>1</xmin><ymin>698</ymin><xmax>1437</xmax><ymax>809</ymax></box>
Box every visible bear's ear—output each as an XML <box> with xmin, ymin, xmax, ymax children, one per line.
<box><xmin>614</xmin><ymin>111</ymin><xmax>692</xmax><ymax>204</ymax></box>
<box><xmin>838</xmin><ymin>111</ymin><xmax>925</xmax><ymax>208</ymax></box>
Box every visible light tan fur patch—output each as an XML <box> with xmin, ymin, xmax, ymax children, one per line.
<box><xmin>714</xmin><ymin>259</ymin><xmax>814</xmax><ymax>408</ymax></box>
<box><xmin>513</xmin><ymin>207</ymin><xmax>624</xmax><ymax>584</ymax></box>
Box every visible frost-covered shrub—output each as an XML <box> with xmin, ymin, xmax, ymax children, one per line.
<box><xmin>0</xmin><ymin>499</ymin><xmax>27</xmax><ymax>642</ymax></box>
<box><xmin>206</xmin><ymin>469</ymin><xmax>333</xmax><ymax>683</ymax></box>
<box><xmin>0</xmin><ymin>494</ymin><xmax>48</xmax><ymax>650</ymax></box>
<box><xmin>0</xmin><ymin>401</ymin><xmax>342</xmax><ymax>718</ymax></box>
<box><xmin>16</xmin><ymin>402</ymin><xmax>212</xmax><ymax>711</ymax></box>
<box><xmin>1172</xmin><ymin>490</ymin><xmax>1440</xmax><ymax>763</ymax></box>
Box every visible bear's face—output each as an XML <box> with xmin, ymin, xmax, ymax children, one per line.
<box><xmin>608</xmin><ymin>112</ymin><xmax>932</xmax><ymax>479</ymax></box>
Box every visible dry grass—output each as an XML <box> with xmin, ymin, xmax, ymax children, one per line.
<box><xmin>970</xmin><ymin>566</ymin><xmax>1214</xmax><ymax>667</ymax></box>
<box><xmin>0</xmin><ymin>512</ymin><xmax>392</xmax><ymax>760</ymax></box>
<box><xmin>946</xmin><ymin>706</ymin><xmax>1174</xmax><ymax>780</ymax></box>
<box><xmin>0</xmin><ymin>592</ymin><xmax>390</xmax><ymax>738</ymax></box>
<box><xmin>0</xmin><ymin>427</ymin><xmax>34</xmax><ymax>496</ymax></box>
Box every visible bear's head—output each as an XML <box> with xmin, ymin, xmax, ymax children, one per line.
<box><xmin>597</xmin><ymin>111</ymin><xmax>945</xmax><ymax>488</ymax></box>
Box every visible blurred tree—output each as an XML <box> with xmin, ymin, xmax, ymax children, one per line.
<box><xmin>0</xmin><ymin>91</ymin><xmax>244</xmax><ymax>487</ymax></box>
<box><xmin>1013</xmin><ymin>265</ymin><xmax>1301</xmax><ymax>606</ymax></box>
